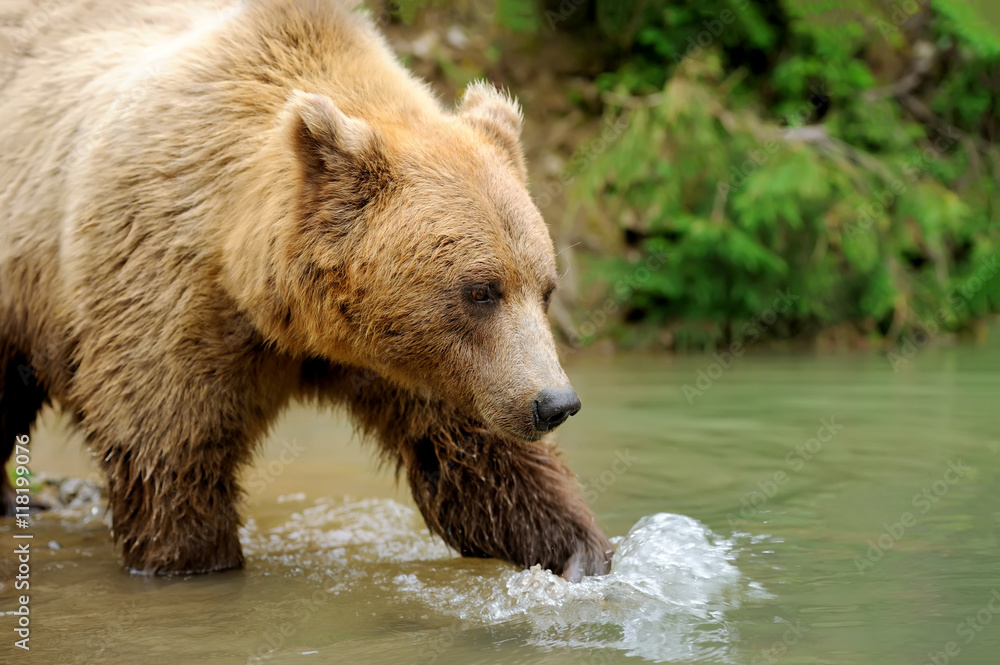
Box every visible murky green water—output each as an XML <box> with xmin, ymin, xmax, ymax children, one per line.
<box><xmin>2</xmin><ymin>339</ymin><xmax>999</xmax><ymax>664</ymax></box>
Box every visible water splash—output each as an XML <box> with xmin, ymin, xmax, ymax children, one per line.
<box><xmin>245</xmin><ymin>499</ymin><xmax>756</xmax><ymax>663</ymax></box>
<box><xmin>246</xmin><ymin>497</ymin><xmax>455</xmax><ymax>564</ymax></box>
<box><xmin>399</xmin><ymin>513</ymin><xmax>751</xmax><ymax>663</ymax></box>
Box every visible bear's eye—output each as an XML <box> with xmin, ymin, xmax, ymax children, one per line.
<box><xmin>542</xmin><ymin>285</ymin><xmax>556</xmax><ymax>309</ymax></box>
<box><xmin>464</xmin><ymin>283</ymin><xmax>499</xmax><ymax>306</ymax></box>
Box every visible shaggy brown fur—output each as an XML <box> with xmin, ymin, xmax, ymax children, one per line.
<box><xmin>0</xmin><ymin>0</ymin><xmax>612</xmax><ymax>579</ymax></box>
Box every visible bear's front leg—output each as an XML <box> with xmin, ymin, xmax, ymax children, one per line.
<box><xmin>401</xmin><ymin>424</ymin><xmax>613</xmax><ymax>581</ymax></box>
<box><xmin>100</xmin><ymin>447</ymin><xmax>245</xmax><ymax>574</ymax></box>
<box><xmin>71</xmin><ymin>309</ymin><xmax>292</xmax><ymax>574</ymax></box>
<box><xmin>313</xmin><ymin>368</ymin><xmax>613</xmax><ymax>579</ymax></box>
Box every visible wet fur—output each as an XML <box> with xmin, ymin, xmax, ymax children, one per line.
<box><xmin>0</xmin><ymin>0</ymin><xmax>611</xmax><ymax>577</ymax></box>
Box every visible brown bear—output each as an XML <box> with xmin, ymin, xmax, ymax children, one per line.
<box><xmin>0</xmin><ymin>0</ymin><xmax>612</xmax><ymax>580</ymax></box>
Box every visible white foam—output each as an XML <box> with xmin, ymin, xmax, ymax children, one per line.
<box><xmin>245</xmin><ymin>500</ymin><xmax>756</xmax><ymax>662</ymax></box>
<box><xmin>242</xmin><ymin>497</ymin><xmax>455</xmax><ymax>565</ymax></box>
<box><xmin>397</xmin><ymin>513</ymin><xmax>751</xmax><ymax>663</ymax></box>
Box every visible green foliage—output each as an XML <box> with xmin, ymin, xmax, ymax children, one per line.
<box><xmin>391</xmin><ymin>0</ymin><xmax>541</xmax><ymax>31</ymax></box>
<box><xmin>564</xmin><ymin>0</ymin><xmax>1000</xmax><ymax>347</ymax></box>
<box><xmin>384</xmin><ymin>0</ymin><xmax>998</xmax><ymax>347</ymax></box>
<box><xmin>494</xmin><ymin>0</ymin><xmax>541</xmax><ymax>32</ymax></box>
<box><xmin>592</xmin><ymin>1</ymin><xmax>777</xmax><ymax>94</ymax></box>
<box><xmin>931</xmin><ymin>0</ymin><xmax>1000</xmax><ymax>58</ymax></box>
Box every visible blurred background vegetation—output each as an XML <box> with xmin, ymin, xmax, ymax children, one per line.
<box><xmin>376</xmin><ymin>0</ymin><xmax>999</xmax><ymax>352</ymax></box>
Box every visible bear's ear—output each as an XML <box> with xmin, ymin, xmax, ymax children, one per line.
<box><xmin>283</xmin><ymin>90</ymin><xmax>392</xmax><ymax>219</ymax></box>
<box><xmin>459</xmin><ymin>81</ymin><xmax>527</xmax><ymax>182</ymax></box>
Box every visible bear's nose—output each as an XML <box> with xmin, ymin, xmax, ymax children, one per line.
<box><xmin>532</xmin><ymin>387</ymin><xmax>582</xmax><ymax>432</ymax></box>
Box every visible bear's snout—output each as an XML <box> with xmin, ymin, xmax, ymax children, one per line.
<box><xmin>531</xmin><ymin>387</ymin><xmax>582</xmax><ymax>432</ymax></box>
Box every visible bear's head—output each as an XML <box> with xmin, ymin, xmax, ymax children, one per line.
<box><xmin>277</xmin><ymin>82</ymin><xmax>580</xmax><ymax>442</ymax></box>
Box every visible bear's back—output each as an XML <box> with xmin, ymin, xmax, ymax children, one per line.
<box><xmin>0</xmin><ymin>0</ymin><xmax>445</xmax><ymax>400</ymax></box>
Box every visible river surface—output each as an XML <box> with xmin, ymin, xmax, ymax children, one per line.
<box><xmin>2</xmin><ymin>340</ymin><xmax>999</xmax><ymax>664</ymax></box>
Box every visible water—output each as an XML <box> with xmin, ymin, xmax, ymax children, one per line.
<box><xmin>2</xmin><ymin>340</ymin><xmax>999</xmax><ymax>664</ymax></box>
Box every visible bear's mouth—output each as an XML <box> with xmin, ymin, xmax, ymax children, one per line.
<box><xmin>474</xmin><ymin>411</ymin><xmax>543</xmax><ymax>444</ymax></box>
<box><xmin>496</xmin><ymin>418</ymin><xmax>548</xmax><ymax>444</ymax></box>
